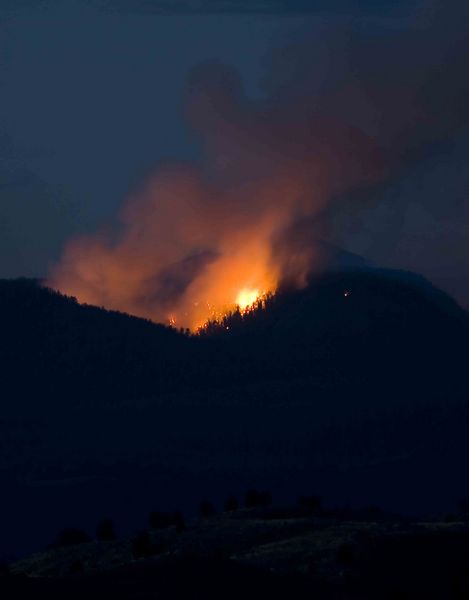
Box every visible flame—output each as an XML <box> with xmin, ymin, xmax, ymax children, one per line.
<box><xmin>236</xmin><ymin>288</ymin><xmax>260</xmax><ymax>312</ymax></box>
<box><xmin>190</xmin><ymin>287</ymin><xmax>266</xmax><ymax>332</ymax></box>
<box><xmin>47</xmin><ymin>58</ymin><xmax>384</xmax><ymax>332</ymax></box>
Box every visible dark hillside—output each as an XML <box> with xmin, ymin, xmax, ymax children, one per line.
<box><xmin>1</xmin><ymin>270</ymin><xmax>468</xmax><ymax>410</ymax></box>
<box><xmin>202</xmin><ymin>268</ymin><xmax>469</xmax><ymax>407</ymax></box>
<box><xmin>1</xmin><ymin>269</ymin><xmax>469</xmax><ymax>558</ymax></box>
<box><xmin>0</xmin><ymin>279</ymin><xmax>191</xmax><ymax>409</ymax></box>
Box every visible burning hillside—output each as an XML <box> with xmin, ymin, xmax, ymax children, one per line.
<box><xmin>46</xmin><ymin>66</ymin><xmax>381</xmax><ymax>331</ymax></box>
<box><xmin>47</xmin><ymin>1</ymin><xmax>469</xmax><ymax>330</ymax></box>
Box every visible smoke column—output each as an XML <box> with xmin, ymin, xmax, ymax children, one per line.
<box><xmin>48</xmin><ymin>1</ymin><xmax>469</xmax><ymax>329</ymax></box>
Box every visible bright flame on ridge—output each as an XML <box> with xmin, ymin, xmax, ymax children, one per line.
<box><xmin>236</xmin><ymin>288</ymin><xmax>260</xmax><ymax>312</ymax></box>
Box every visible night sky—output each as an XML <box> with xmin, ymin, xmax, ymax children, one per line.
<box><xmin>1</xmin><ymin>0</ymin><xmax>469</xmax><ymax>309</ymax></box>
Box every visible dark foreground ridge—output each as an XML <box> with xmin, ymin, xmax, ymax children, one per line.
<box><xmin>4</xmin><ymin>504</ymin><xmax>469</xmax><ymax>599</ymax></box>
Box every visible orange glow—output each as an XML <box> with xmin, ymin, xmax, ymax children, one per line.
<box><xmin>46</xmin><ymin>63</ymin><xmax>383</xmax><ymax>332</ymax></box>
<box><xmin>236</xmin><ymin>288</ymin><xmax>260</xmax><ymax>312</ymax></box>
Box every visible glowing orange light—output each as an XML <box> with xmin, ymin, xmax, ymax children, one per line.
<box><xmin>236</xmin><ymin>288</ymin><xmax>260</xmax><ymax>312</ymax></box>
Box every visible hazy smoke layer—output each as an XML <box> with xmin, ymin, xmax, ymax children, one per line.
<box><xmin>48</xmin><ymin>1</ymin><xmax>469</xmax><ymax>328</ymax></box>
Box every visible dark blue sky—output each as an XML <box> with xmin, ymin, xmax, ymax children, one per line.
<box><xmin>0</xmin><ymin>4</ymin><xmax>285</xmax><ymax>276</ymax></box>
<box><xmin>1</xmin><ymin>0</ymin><xmax>469</xmax><ymax>308</ymax></box>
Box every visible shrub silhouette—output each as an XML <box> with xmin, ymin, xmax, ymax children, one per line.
<box><xmin>132</xmin><ymin>530</ymin><xmax>170</xmax><ymax>559</ymax></box>
<box><xmin>245</xmin><ymin>489</ymin><xmax>260</xmax><ymax>508</ymax></box>
<box><xmin>149</xmin><ymin>511</ymin><xmax>173</xmax><ymax>530</ymax></box>
<box><xmin>132</xmin><ymin>530</ymin><xmax>152</xmax><ymax>559</ymax></box>
<box><xmin>149</xmin><ymin>510</ymin><xmax>186</xmax><ymax>531</ymax></box>
<box><xmin>366</xmin><ymin>505</ymin><xmax>382</xmax><ymax>518</ymax></box>
<box><xmin>199</xmin><ymin>501</ymin><xmax>216</xmax><ymax>518</ymax></box>
<box><xmin>224</xmin><ymin>495</ymin><xmax>239</xmax><ymax>512</ymax></box>
<box><xmin>298</xmin><ymin>495</ymin><xmax>322</xmax><ymax>513</ymax></box>
<box><xmin>258</xmin><ymin>491</ymin><xmax>272</xmax><ymax>507</ymax></box>
<box><xmin>173</xmin><ymin>510</ymin><xmax>186</xmax><ymax>532</ymax></box>
<box><xmin>445</xmin><ymin>513</ymin><xmax>457</xmax><ymax>523</ymax></box>
<box><xmin>96</xmin><ymin>518</ymin><xmax>115</xmax><ymax>541</ymax></box>
<box><xmin>245</xmin><ymin>489</ymin><xmax>272</xmax><ymax>508</ymax></box>
<box><xmin>53</xmin><ymin>528</ymin><xmax>92</xmax><ymax>548</ymax></box>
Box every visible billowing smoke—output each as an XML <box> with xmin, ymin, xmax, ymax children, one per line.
<box><xmin>48</xmin><ymin>1</ymin><xmax>469</xmax><ymax>329</ymax></box>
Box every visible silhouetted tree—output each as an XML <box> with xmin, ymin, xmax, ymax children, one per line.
<box><xmin>245</xmin><ymin>489</ymin><xmax>272</xmax><ymax>508</ymax></box>
<box><xmin>96</xmin><ymin>518</ymin><xmax>115</xmax><ymax>541</ymax></box>
<box><xmin>148</xmin><ymin>511</ymin><xmax>185</xmax><ymax>531</ymax></box>
<box><xmin>53</xmin><ymin>528</ymin><xmax>92</xmax><ymax>548</ymax></box>
<box><xmin>149</xmin><ymin>511</ymin><xmax>172</xmax><ymax>530</ymax></box>
<box><xmin>132</xmin><ymin>530</ymin><xmax>152</xmax><ymax>559</ymax></box>
<box><xmin>224</xmin><ymin>495</ymin><xmax>239</xmax><ymax>512</ymax></box>
<box><xmin>199</xmin><ymin>500</ymin><xmax>216</xmax><ymax>518</ymax></box>
<box><xmin>445</xmin><ymin>513</ymin><xmax>457</xmax><ymax>523</ymax></box>
<box><xmin>258</xmin><ymin>491</ymin><xmax>272</xmax><ymax>507</ymax></box>
<box><xmin>173</xmin><ymin>510</ymin><xmax>186</xmax><ymax>532</ymax></box>
<box><xmin>366</xmin><ymin>505</ymin><xmax>382</xmax><ymax>518</ymax></box>
<box><xmin>245</xmin><ymin>489</ymin><xmax>260</xmax><ymax>508</ymax></box>
<box><xmin>298</xmin><ymin>495</ymin><xmax>322</xmax><ymax>513</ymax></box>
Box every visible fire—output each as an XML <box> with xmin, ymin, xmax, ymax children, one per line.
<box><xmin>46</xmin><ymin>52</ymin><xmax>381</xmax><ymax>333</ymax></box>
<box><xmin>236</xmin><ymin>288</ymin><xmax>260</xmax><ymax>312</ymax></box>
<box><xmin>190</xmin><ymin>286</ymin><xmax>267</xmax><ymax>332</ymax></box>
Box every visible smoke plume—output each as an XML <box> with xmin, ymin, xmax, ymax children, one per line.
<box><xmin>48</xmin><ymin>1</ymin><xmax>469</xmax><ymax>328</ymax></box>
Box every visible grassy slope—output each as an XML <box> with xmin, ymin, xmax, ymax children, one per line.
<box><xmin>6</xmin><ymin>508</ymin><xmax>469</xmax><ymax>599</ymax></box>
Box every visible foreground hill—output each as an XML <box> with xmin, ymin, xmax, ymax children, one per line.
<box><xmin>1</xmin><ymin>268</ymin><xmax>469</xmax><ymax>558</ymax></box>
<box><xmin>5</xmin><ymin>507</ymin><xmax>469</xmax><ymax>599</ymax></box>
